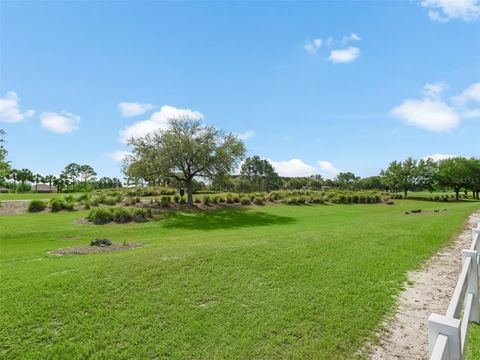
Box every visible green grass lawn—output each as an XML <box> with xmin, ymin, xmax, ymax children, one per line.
<box><xmin>0</xmin><ymin>193</ymin><xmax>80</xmax><ymax>201</ymax></box>
<box><xmin>1</xmin><ymin>200</ymin><xmax>479</xmax><ymax>359</ymax></box>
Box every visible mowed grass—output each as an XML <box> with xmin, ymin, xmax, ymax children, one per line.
<box><xmin>1</xmin><ymin>200</ymin><xmax>479</xmax><ymax>359</ymax></box>
<box><xmin>0</xmin><ymin>193</ymin><xmax>81</xmax><ymax>201</ymax></box>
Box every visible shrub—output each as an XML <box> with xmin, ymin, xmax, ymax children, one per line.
<box><xmin>49</xmin><ymin>198</ymin><xmax>65</xmax><ymax>212</ymax></box>
<box><xmin>63</xmin><ymin>201</ymin><xmax>75</xmax><ymax>211</ymax></box>
<box><xmin>28</xmin><ymin>200</ymin><xmax>46</xmax><ymax>212</ymax></box>
<box><xmin>212</xmin><ymin>196</ymin><xmax>220</xmax><ymax>204</ymax></box>
<box><xmin>253</xmin><ymin>197</ymin><xmax>264</xmax><ymax>205</ymax></box>
<box><xmin>88</xmin><ymin>208</ymin><xmax>113</xmax><ymax>224</ymax></box>
<box><xmin>202</xmin><ymin>195</ymin><xmax>211</xmax><ymax>205</ymax></box>
<box><xmin>131</xmin><ymin>207</ymin><xmax>150</xmax><ymax>222</ymax></box>
<box><xmin>102</xmin><ymin>197</ymin><xmax>117</xmax><ymax>206</ymax></box>
<box><xmin>112</xmin><ymin>207</ymin><xmax>132</xmax><ymax>223</ymax></box>
<box><xmin>89</xmin><ymin>197</ymin><xmax>100</xmax><ymax>207</ymax></box>
<box><xmin>226</xmin><ymin>194</ymin><xmax>234</xmax><ymax>204</ymax></box>
<box><xmin>218</xmin><ymin>196</ymin><xmax>226</xmax><ymax>203</ymax></box>
<box><xmin>233</xmin><ymin>195</ymin><xmax>240</xmax><ymax>203</ymax></box>
<box><xmin>75</xmin><ymin>193</ymin><xmax>90</xmax><ymax>202</ymax></box>
<box><xmin>173</xmin><ymin>195</ymin><xmax>180</xmax><ymax>203</ymax></box>
<box><xmin>240</xmin><ymin>197</ymin><xmax>251</xmax><ymax>205</ymax></box>
<box><xmin>194</xmin><ymin>197</ymin><xmax>201</xmax><ymax>204</ymax></box>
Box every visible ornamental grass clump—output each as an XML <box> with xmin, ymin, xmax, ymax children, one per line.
<box><xmin>88</xmin><ymin>207</ymin><xmax>113</xmax><ymax>224</ymax></box>
<box><xmin>112</xmin><ymin>207</ymin><xmax>132</xmax><ymax>223</ymax></box>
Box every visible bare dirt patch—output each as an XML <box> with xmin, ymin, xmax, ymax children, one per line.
<box><xmin>0</xmin><ymin>201</ymin><xmax>30</xmax><ymax>215</ymax></box>
<box><xmin>369</xmin><ymin>209</ymin><xmax>480</xmax><ymax>360</ymax></box>
<box><xmin>49</xmin><ymin>242</ymin><xmax>144</xmax><ymax>256</ymax></box>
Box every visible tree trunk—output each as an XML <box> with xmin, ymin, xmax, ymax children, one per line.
<box><xmin>455</xmin><ymin>187</ymin><xmax>460</xmax><ymax>201</ymax></box>
<box><xmin>186</xmin><ymin>179</ymin><xmax>193</xmax><ymax>205</ymax></box>
<box><xmin>404</xmin><ymin>189</ymin><xmax>408</xmax><ymax>197</ymax></box>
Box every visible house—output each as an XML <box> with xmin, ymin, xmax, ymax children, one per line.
<box><xmin>35</xmin><ymin>184</ymin><xmax>57</xmax><ymax>193</ymax></box>
<box><xmin>0</xmin><ymin>187</ymin><xmax>9</xmax><ymax>193</ymax></box>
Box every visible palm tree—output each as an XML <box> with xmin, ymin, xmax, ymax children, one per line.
<box><xmin>44</xmin><ymin>175</ymin><xmax>56</xmax><ymax>192</ymax></box>
<box><xmin>8</xmin><ymin>168</ymin><xmax>18</xmax><ymax>187</ymax></box>
<box><xmin>34</xmin><ymin>174</ymin><xmax>44</xmax><ymax>192</ymax></box>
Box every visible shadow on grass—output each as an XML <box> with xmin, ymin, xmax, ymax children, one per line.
<box><xmin>162</xmin><ymin>208</ymin><xmax>296</xmax><ymax>230</ymax></box>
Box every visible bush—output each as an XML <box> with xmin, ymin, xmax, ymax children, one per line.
<box><xmin>63</xmin><ymin>200</ymin><xmax>75</xmax><ymax>211</ymax></box>
<box><xmin>233</xmin><ymin>195</ymin><xmax>240</xmax><ymax>203</ymax></box>
<box><xmin>173</xmin><ymin>195</ymin><xmax>180</xmax><ymax>203</ymax></box>
<box><xmin>253</xmin><ymin>197</ymin><xmax>264</xmax><ymax>205</ymax></box>
<box><xmin>226</xmin><ymin>194</ymin><xmax>234</xmax><ymax>204</ymax></box>
<box><xmin>88</xmin><ymin>208</ymin><xmax>113</xmax><ymax>224</ymax></box>
<box><xmin>202</xmin><ymin>195</ymin><xmax>211</xmax><ymax>205</ymax></box>
<box><xmin>112</xmin><ymin>207</ymin><xmax>132</xmax><ymax>223</ymax></box>
<box><xmin>194</xmin><ymin>197</ymin><xmax>201</xmax><ymax>204</ymax></box>
<box><xmin>102</xmin><ymin>196</ymin><xmax>117</xmax><ymax>206</ymax></box>
<box><xmin>240</xmin><ymin>197</ymin><xmax>251</xmax><ymax>205</ymax></box>
<box><xmin>49</xmin><ymin>198</ymin><xmax>65</xmax><ymax>212</ymax></box>
<box><xmin>212</xmin><ymin>196</ymin><xmax>220</xmax><ymax>204</ymax></box>
<box><xmin>131</xmin><ymin>207</ymin><xmax>150</xmax><ymax>222</ymax></box>
<box><xmin>28</xmin><ymin>200</ymin><xmax>46</xmax><ymax>212</ymax></box>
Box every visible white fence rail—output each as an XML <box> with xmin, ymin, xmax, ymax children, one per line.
<box><xmin>429</xmin><ymin>221</ymin><xmax>480</xmax><ymax>360</ymax></box>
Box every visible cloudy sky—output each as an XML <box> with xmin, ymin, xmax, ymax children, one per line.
<box><xmin>1</xmin><ymin>1</ymin><xmax>479</xmax><ymax>179</ymax></box>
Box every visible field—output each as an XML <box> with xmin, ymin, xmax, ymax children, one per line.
<box><xmin>1</xmin><ymin>200</ymin><xmax>479</xmax><ymax>359</ymax></box>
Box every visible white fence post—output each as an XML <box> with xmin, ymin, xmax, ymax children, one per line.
<box><xmin>462</xmin><ymin>249</ymin><xmax>479</xmax><ymax>323</ymax></box>
<box><xmin>428</xmin><ymin>314</ymin><xmax>461</xmax><ymax>360</ymax></box>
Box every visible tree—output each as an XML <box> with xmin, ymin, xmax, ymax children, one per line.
<box><xmin>335</xmin><ymin>172</ymin><xmax>360</xmax><ymax>190</ymax></box>
<box><xmin>466</xmin><ymin>158</ymin><xmax>480</xmax><ymax>199</ymax></box>
<box><xmin>125</xmin><ymin>118</ymin><xmax>245</xmax><ymax>205</ymax></box>
<box><xmin>240</xmin><ymin>156</ymin><xmax>280</xmax><ymax>192</ymax></box>
<box><xmin>381</xmin><ymin>158</ymin><xmax>417</xmax><ymax>196</ymax></box>
<box><xmin>33</xmin><ymin>174</ymin><xmax>44</xmax><ymax>192</ymax></box>
<box><xmin>415</xmin><ymin>158</ymin><xmax>438</xmax><ymax>192</ymax></box>
<box><xmin>0</xmin><ymin>130</ymin><xmax>11</xmax><ymax>184</ymax></box>
<box><xmin>61</xmin><ymin>163</ymin><xmax>80</xmax><ymax>190</ymax></box>
<box><xmin>7</xmin><ymin>168</ymin><xmax>18</xmax><ymax>187</ymax></box>
<box><xmin>78</xmin><ymin>164</ymin><xmax>97</xmax><ymax>191</ymax></box>
<box><xmin>17</xmin><ymin>168</ymin><xmax>34</xmax><ymax>186</ymax></box>
<box><xmin>436</xmin><ymin>157</ymin><xmax>471</xmax><ymax>200</ymax></box>
<box><xmin>44</xmin><ymin>175</ymin><xmax>56</xmax><ymax>191</ymax></box>
<box><xmin>357</xmin><ymin>176</ymin><xmax>384</xmax><ymax>190</ymax></box>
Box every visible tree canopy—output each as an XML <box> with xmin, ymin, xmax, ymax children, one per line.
<box><xmin>125</xmin><ymin>118</ymin><xmax>246</xmax><ymax>204</ymax></box>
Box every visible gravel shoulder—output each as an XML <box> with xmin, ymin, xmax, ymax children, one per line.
<box><xmin>369</xmin><ymin>210</ymin><xmax>480</xmax><ymax>359</ymax></box>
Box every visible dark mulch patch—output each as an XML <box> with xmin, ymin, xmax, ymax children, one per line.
<box><xmin>49</xmin><ymin>242</ymin><xmax>144</xmax><ymax>256</ymax></box>
<box><xmin>405</xmin><ymin>209</ymin><xmax>448</xmax><ymax>215</ymax></box>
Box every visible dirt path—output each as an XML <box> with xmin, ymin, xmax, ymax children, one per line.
<box><xmin>369</xmin><ymin>210</ymin><xmax>480</xmax><ymax>360</ymax></box>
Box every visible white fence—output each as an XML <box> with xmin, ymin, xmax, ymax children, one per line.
<box><xmin>428</xmin><ymin>221</ymin><xmax>480</xmax><ymax>360</ymax></box>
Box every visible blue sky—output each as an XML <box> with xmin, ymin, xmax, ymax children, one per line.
<box><xmin>1</xmin><ymin>1</ymin><xmax>479</xmax><ymax>179</ymax></box>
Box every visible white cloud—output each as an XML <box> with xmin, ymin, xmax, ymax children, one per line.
<box><xmin>423</xmin><ymin>82</ymin><xmax>447</xmax><ymax>98</ymax></box>
<box><xmin>328</xmin><ymin>47</ymin><xmax>360</xmax><ymax>64</ymax></box>
<box><xmin>391</xmin><ymin>98</ymin><xmax>460</xmax><ymax>132</ymax></box>
<box><xmin>40</xmin><ymin>111</ymin><xmax>80</xmax><ymax>133</ymax></box>
<box><xmin>108</xmin><ymin>150</ymin><xmax>131</xmax><ymax>163</ymax></box>
<box><xmin>342</xmin><ymin>33</ymin><xmax>361</xmax><ymax>43</ymax></box>
<box><xmin>118</xmin><ymin>102</ymin><xmax>156</xmax><ymax>117</ymax></box>
<box><xmin>421</xmin><ymin>0</ymin><xmax>480</xmax><ymax>22</ymax></box>
<box><xmin>304</xmin><ymin>38</ymin><xmax>322</xmax><ymax>54</ymax></box>
<box><xmin>317</xmin><ymin>160</ymin><xmax>341</xmax><ymax>177</ymax></box>
<box><xmin>452</xmin><ymin>82</ymin><xmax>480</xmax><ymax>105</ymax></box>
<box><xmin>0</xmin><ymin>91</ymin><xmax>34</xmax><ymax>123</ymax></box>
<box><xmin>235</xmin><ymin>130</ymin><xmax>255</xmax><ymax>141</ymax></box>
<box><xmin>269</xmin><ymin>159</ymin><xmax>317</xmax><ymax>177</ymax></box>
<box><xmin>422</xmin><ymin>153</ymin><xmax>457</xmax><ymax>162</ymax></box>
<box><xmin>120</xmin><ymin>105</ymin><xmax>204</xmax><ymax>143</ymax></box>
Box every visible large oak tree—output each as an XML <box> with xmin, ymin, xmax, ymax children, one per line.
<box><xmin>125</xmin><ymin>118</ymin><xmax>246</xmax><ymax>204</ymax></box>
